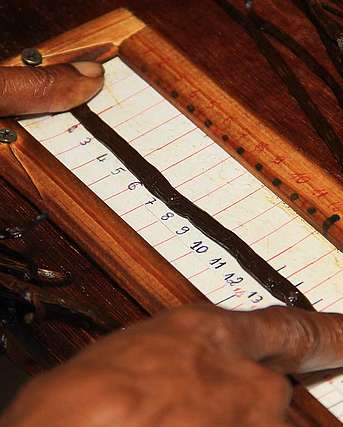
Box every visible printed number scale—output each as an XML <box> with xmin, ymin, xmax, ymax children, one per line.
<box><xmin>1</xmin><ymin>6</ymin><xmax>343</xmax><ymax>426</ymax></box>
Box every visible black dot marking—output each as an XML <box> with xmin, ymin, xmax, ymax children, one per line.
<box><xmin>222</xmin><ymin>134</ymin><xmax>229</xmax><ymax>141</ymax></box>
<box><xmin>290</xmin><ymin>193</ymin><xmax>299</xmax><ymax>201</ymax></box>
<box><xmin>187</xmin><ymin>104</ymin><xmax>195</xmax><ymax>113</ymax></box>
<box><xmin>156</xmin><ymin>79</ymin><xmax>161</xmax><ymax>86</ymax></box>
<box><xmin>171</xmin><ymin>90</ymin><xmax>179</xmax><ymax>98</ymax></box>
<box><xmin>272</xmin><ymin>178</ymin><xmax>282</xmax><ymax>187</ymax></box>
<box><xmin>205</xmin><ymin>119</ymin><xmax>213</xmax><ymax>128</ymax></box>
<box><xmin>236</xmin><ymin>147</ymin><xmax>245</xmax><ymax>155</ymax></box>
<box><xmin>307</xmin><ymin>207</ymin><xmax>317</xmax><ymax>215</ymax></box>
<box><xmin>255</xmin><ymin>163</ymin><xmax>263</xmax><ymax>171</ymax></box>
<box><xmin>323</xmin><ymin>214</ymin><xmax>341</xmax><ymax>235</ymax></box>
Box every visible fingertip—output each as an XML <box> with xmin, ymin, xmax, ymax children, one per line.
<box><xmin>71</xmin><ymin>62</ymin><xmax>105</xmax><ymax>78</ymax></box>
<box><xmin>48</xmin><ymin>63</ymin><xmax>105</xmax><ymax>113</ymax></box>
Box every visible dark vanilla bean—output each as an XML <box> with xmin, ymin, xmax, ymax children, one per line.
<box><xmin>216</xmin><ymin>0</ymin><xmax>343</xmax><ymax>171</ymax></box>
<box><xmin>72</xmin><ymin>105</ymin><xmax>314</xmax><ymax>311</ymax></box>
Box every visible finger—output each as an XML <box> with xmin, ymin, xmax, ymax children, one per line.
<box><xmin>226</xmin><ymin>306</ymin><xmax>343</xmax><ymax>374</ymax></box>
<box><xmin>0</xmin><ymin>62</ymin><xmax>104</xmax><ymax>116</ymax></box>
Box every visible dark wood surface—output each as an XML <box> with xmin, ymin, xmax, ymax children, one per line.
<box><xmin>0</xmin><ymin>0</ymin><xmax>148</xmax><ymax>371</ymax></box>
<box><xmin>0</xmin><ymin>2</ymin><xmax>342</xmax><ymax>425</ymax></box>
<box><xmin>0</xmin><ymin>0</ymin><xmax>341</xmax><ymax>378</ymax></box>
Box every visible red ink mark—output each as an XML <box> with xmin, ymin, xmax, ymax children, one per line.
<box><xmin>272</xmin><ymin>156</ymin><xmax>286</xmax><ymax>165</ymax></box>
<box><xmin>188</xmin><ymin>89</ymin><xmax>201</xmax><ymax>100</ymax></box>
<box><xmin>329</xmin><ymin>201</ymin><xmax>343</xmax><ymax>211</ymax></box>
<box><xmin>312</xmin><ymin>188</ymin><xmax>329</xmax><ymax>198</ymax></box>
<box><xmin>291</xmin><ymin>173</ymin><xmax>311</xmax><ymax>184</ymax></box>
<box><xmin>233</xmin><ymin>288</ymin><xmax>245</xmax><ymax>297</ymax></box>
<box><xmin>68</xmin><ymin>124</ymin><xmax>79</xmax><ymax>133</ymax></box>
<box><xmin>253</xmin><ymin>142</ymin><xmax>269</xmax><ymax>153</ymax></box>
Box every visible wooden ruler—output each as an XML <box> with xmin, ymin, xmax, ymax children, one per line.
<box><xmin>0</xmin><ymin>7</ymin><xmax>342</xmax><ymax>426</ymax></box>
<box><xmin>120</xmin><ymin>26</ymin><xmax>343</xmax><ymax>251</ymax></box>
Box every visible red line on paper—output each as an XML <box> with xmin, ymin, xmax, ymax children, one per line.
<box><xmin>266</xmin><ymin>232</ymin><xmax>315</xmax><ymax>262</ymax></box>
<box><xmin>287</xmin><ymin>249</ymin><xmax>335</xmax><ymax>279</ymax></box>
<box><xmin>249</xmin><ymin>217</ymin><xmax>297</xmax><ymax>246</ymax></box>
<box><xmin>145</xmin><ymin>128</ymin><xmax>196</xmax><ymax>157</ymax></box>
<box><xmin>171</xmin><ymin>251</ymin><xmax>192</xmax><ymax>263</ymax></box>
<box><xmin>213</xmin><ymin>186</ymin><xmax>263</xmax><ymax>216</ymax></box>
<box><xmin>193</xmin><ymin>171</ymin><xmax>247</xmax><ymax>203</ymax></box>
<box><xmin>88</xmin><ymin>174</ymin><xmax>111</xmax><ymax>187</ymax></box>
<box><xmin>187</xmin><ymin>267</ymin><xmax>210</xmax><ymax>280</ymax></box>
<box><xmin>137</xmin><ymin>221</ymin><xmax>159</xmax><ymax>232</ymax></box>
<box><xmin>306</xmin><ymin>268</ymin><xmax>343</xmax><ymax>293</ymax></box>
<box><xmin>175</xmin><ymin>158</ymin><xmax>230</xmax><ymax>188</ymax></box>
<box><xmin>161</xmin><ymin>143</ymin><xmax>214</xmax><ymax>172</ymax></box>
<box><xmin>232</xmin><ymin>201</ymin><xmax>281</xmax><ymax>231</ymax></box>
<box><xmin>129</xmin><ymin>114</ymin><xmax>183</xmax><ymax>144</ymax></box>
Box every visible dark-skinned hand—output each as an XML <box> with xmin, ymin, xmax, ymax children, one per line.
<box><xmin>1</xmin><ymin>63</ymin><xmax>343</xmax><ymax>427</ymax></box>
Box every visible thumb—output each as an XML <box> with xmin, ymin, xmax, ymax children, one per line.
<box><xmin>0</xmin><ymin>62</ymin><xmax>104</xmax><ymax>116</ymax></box>
<box><xmin>229</xmin><ymin>306</ymin><xmax>343</xmax><ymax>374</ymax></box>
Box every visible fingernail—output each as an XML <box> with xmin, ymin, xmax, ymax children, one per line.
<box><xmin>71</xmin><ymin>62</ymin><xmax>104</xmax><ymax>78</ymax></box>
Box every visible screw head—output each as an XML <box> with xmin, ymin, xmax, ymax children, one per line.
<box><xmin>0</xmin><ymin>128</ymin><xmax>17</xmax><ymax>144</ymax></box>
<box><xmin>21</xmin><ymin>48</ymin><xmax>43</xmax><ymax>67</ymax></box>
<box><xmin>0</xmin><ymin>334</ymin><xmax>8</xmax><ymax>355</ymax></box>
<box><xmin>338</xmin><ymin>36</ymin><xmax>343</xmax><ymax>53</ymax></box>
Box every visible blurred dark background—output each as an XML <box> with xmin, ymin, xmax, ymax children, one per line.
<box><xmin>0</xmin><ymin>356</ymin><xmax>28</xmax><ymax>413</ymax></box>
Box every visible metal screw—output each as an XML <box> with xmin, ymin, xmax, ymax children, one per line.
<box><xmin>21</xmin><ymin>48</ymin><xmax>43</xmax><ymax>67</ymax></box>
<box><xmin>0</xmin><ymin>128</ymin><xmax>17</xmax><ymax>144</ymax></box>
<box><xmin>0</xmin><ymin>333</ymin><xmax>8</xmax><ymax>355</ymax></box>
<box><xmin>338</xmin><ymin>36</ymin><xmax>343</xmax><ymax>53</ymax></box>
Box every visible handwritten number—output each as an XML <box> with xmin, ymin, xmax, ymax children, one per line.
<box><xmin>145</xmin><ymin>198</ymin><xmax>157</xmax><ymax>206</ymax></box>
<box><xmin>111</xmin><ymin>167</ymin><xmax>126</xmax><ymax>176</ymax></box>
<box><xmin>80</xmin><ymin>137</ymin><xmax>92</xmax><ymax>146</ymax></box>
<box><xmin>128</xmin><ymin>181</ymin><xmax>142</xmax><ymax>190</ymax></box>
<box><xmin>176</xmin><ymin>226</ymin><xmax>190</xmax><ymax>235</ymax></box>
<box><xmin>210</xmin><ymin>257</ymin><xmax>227</xmax><ymax>269</ymax></box>
<box><xmin>161</xmin><ymin>212</ymin><xmax>174</xmax><ymax>221</ymax></box>
<box><xmin>224</xmin><ymin>273</ymin><xmax>243</xmax><ymax>285</ymax></box>
<box><xmin>190</xmin><ymin>241</ymin><xmax>208</xmax><ymax>253</ymax></box>
<box><xmin>97</xmin><ymin>154</ymin><xmax>108</xmax><ymax>162</ymax></box>
<box><xmin>248</xmin><ymin>292</ymin><xmax>263</xmax><ymax>303</ymax></box>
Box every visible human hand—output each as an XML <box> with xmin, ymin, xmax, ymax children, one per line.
<box><xmin>0</xmin><ymin>61</ymin><xmax>104</xmax><ymax>116</ymax></box>
<box><xmin>2</xmin><ymin>305</ymin><xmax>343</xmax><ymax>427</ymax></box>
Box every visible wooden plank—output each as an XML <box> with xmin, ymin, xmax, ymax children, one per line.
<box><xmin>0</xmin><ymin>119</ymin><xmax>208</xmax><ymax>313</ymax></box>
<box><xmin>1</xmin><ymin>8</ymin><xmax>145</xmax><ymax>66</ymax></box>
<box><xmin>0</xmin><ymin>3</ymin><xmax>341</xmax><ymax>426</ymax></box>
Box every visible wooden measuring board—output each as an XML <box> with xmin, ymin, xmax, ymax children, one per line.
<box><xmin>18</xmin><ymin>55</ymin><xmax>343</xmax><ymax>424</ymax></box>
<box><xmin>0</xmin><ymin>6</ymin><xmax>343</xmax><ymax>426</ymax></box>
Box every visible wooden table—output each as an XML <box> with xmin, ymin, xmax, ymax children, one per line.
<box><xmin>0</xmin><ymin>1</ymin><xmax>342</xmax><ymax>425</ymax></box>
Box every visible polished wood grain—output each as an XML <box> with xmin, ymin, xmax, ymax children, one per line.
<box><xmin>0</xmin><ymin>118</ymin><xmax>208</xmax><ymax>314</ymax></box>
<box><xmin>0</xmin><ymin>175</ymin><xmax>147</xmax><ymax>373</ymax></box>
<box><xmin>121</xmin><ymin>25</ymin><xmax>343</xmax><ymax>250</ymax></box>
<box><xmin>0</xmin><ymin>1</ymin><xmax>342</xmax><ymax>425</ymax></box>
